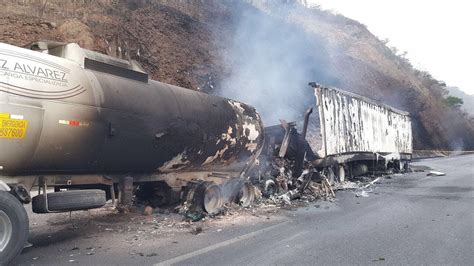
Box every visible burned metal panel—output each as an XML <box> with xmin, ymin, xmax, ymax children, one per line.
<box><xmin>304</xmin><ymin>111</ymin><xmax>323</xmax><ymax>155</ymax></box>
<box><xmin>314</xmin><ymin>85</ymin><xmax>412</xmax><ymax>157</ymax></box>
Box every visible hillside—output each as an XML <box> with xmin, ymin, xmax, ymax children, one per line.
<box><xmin>0</xmin><ymin>0</ymin><xmax>472</xmax><ymax>150</ymax></box>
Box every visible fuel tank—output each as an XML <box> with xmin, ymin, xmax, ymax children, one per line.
<box><xmin>0</xmin><ymin>41</ymin><xmax>264</xmax><ymax>175</ymax></box>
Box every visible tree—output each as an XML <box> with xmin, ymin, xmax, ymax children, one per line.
<box><xmin>444</xmin><ymin>96</ymin><xmax>464</xmax><ymax>108</ymax></box>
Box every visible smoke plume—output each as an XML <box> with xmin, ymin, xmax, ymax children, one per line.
<box><xmin>217</xmin><ymin>2</ymin><xmax>335</xmax><ymax>126</ymax></box>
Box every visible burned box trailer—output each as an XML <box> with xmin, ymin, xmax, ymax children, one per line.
<box><xmin>309</xmin><ymin>83</ymin><xmax>412</xmax><ymax>179</ymax></box>
<box><xmin>250</xmin><ymin>83</ymin><xmax>412</xmax><ymax>194</ymax></box>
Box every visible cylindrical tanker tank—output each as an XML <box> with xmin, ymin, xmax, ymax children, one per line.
<box><xmin>0</xmin><ymin>41</ymin><xmax>264</xmax><ymax>176</ymax></box>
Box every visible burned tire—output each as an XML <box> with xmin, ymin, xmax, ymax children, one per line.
<box><xmin>186</xmin><ymin>182</ymin><xmax>224</xmax><ymax>215</ymax></box>
<box><xmin>223</xmin><ymin>179</ymin><xmax>255</xmax><ymax>207</ymax></box>
<box><xmin>0</xmin><ymin>191</ymin><xmax>29</xmax><ymax>265</ymax></box>
<box><xmin>32</xmin><ymin>190</ymin><xmax>106</xmax><ymax>214</ymax></box>
<box><xmin>262</xmin><ymin>179</ymin><xmax>278</xmax><ymax>198</ymax></box>
<box><xmin>203</xmin><ymin>184</ymin><xmax>224</xmax><ymax>214</ymax></box>
<box><xmin>235</xmin><ymin>181</ymin><xmax>255</xmax><ymax>207</ymax></box>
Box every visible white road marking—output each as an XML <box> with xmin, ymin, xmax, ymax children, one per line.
<box><xmin>154</xmin><ymin>221</ymin><xmax>289</xmax><ymax>266</ymax></box>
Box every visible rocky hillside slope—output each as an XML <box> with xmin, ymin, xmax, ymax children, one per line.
<box><xmin>1</xmin><ymin>0</ymin><xmax>472</xmax><ymax>150</ymax></box>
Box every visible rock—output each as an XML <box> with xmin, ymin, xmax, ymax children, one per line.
<box><xmin>58</xmin><ymin>19</ymin><xmax>95</xmax><ymax>49</ymax></box>
<box><xmin>143</xmin><ymin>206</ymin><xmax>154</xmax><ymax>216</ymax></box>
<box><xmin>116</xmin><ymin>205</ymin><xmax>130</xmax><ymax>213</ymax></box>
<box><xmin>191</xmin><ymin>226</ymin><xmax>203</xmax><ymax>235</ymax></box>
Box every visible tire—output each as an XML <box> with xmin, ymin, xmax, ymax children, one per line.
<box><xmin>236</xmin><ymin>180</ymin><xmax>255</xmax><ymax>207</ymax></box>
<box><xmin>186</xmin><ymin>182</ymin><xmax>224</xmax><ymax>215</ymax></box>
<box><xmin>32</xmin><ymin>189</ymin><xmax>106</xmax><ymax>214</ymax></box>
<box><xmin>222</xmin><ymin>179</ymin><xmax>255</xmax><ymax>207</ymax></box>
<box><xmin>203</xmin><ymin>184</ymin><xmax>224</xmax><ymax>215</ymax></box>
<box><xmin>0</xmin><ymin>191</ymin><xmax>29</xmax><ymax>265</ymax></box>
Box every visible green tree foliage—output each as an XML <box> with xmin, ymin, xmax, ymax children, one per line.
<box><xmin>444</xmin><ymin>96</ymin><xmax>464</xmax><ymax>108</ymax></box>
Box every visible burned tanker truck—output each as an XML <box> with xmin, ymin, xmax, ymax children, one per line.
<box><xmin>0</xmin><ymin>41</ymin><xmax>412</xmax><ymax>263</ymax></box>
<box><xmin>0</xmin><ymin>41</ymin><xmax>264</xmax><ymax>262</ymax></box>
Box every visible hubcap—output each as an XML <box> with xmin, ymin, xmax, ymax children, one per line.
<box><xmin>0</xmin><ymin>210</ymin><xmax>13</xmax><ymax>252</ymax></box>
<box><xmin>238</xmin><ymin>182</ymin><xmax>254</xmax><ymax>207</ymax></box>
<box><xmin>203</xmin><ymin>185</ymin><xmax>223</xmax><ymax>215</ymax></box>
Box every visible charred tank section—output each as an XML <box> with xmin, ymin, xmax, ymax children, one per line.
<box><xmin>0</xmin><ymin>41</ymin><xmax>264</xmax><ymax>176</ymax></box>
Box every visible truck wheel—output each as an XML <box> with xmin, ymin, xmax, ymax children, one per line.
<box><xmin>0</xmin><ymin>191</ymin><xmax>29</xmax><ymax>264</ymax></box>
<box><xmin>186</xmin><ymin>182</ymin><xmax>224</xmax><ymax>215</ymax></box>
<box><xmin>236</xmin><ymin>180</ymin><xmax>255</xmax><ymax>207</ymax></box>
<box><xmin>32</xmin><ymin>190</ymin><xmax>106</xmax><ymax>213</ymax></box>
<box><xmin>203</xmin><ymin>183</ymin><xmax>224</xmax><ymax>215</ymax></box>
<box><xmin>223</xmin><ymin>179</ymin><xmax>255</xmax><ymax>207</ymax></box>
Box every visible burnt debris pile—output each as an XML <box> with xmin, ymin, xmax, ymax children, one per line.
<box><xmin>132</xmin><ymin>116</ymin><xmax>408</xmax><ymax>222</ymax></box>
<box><xmin>114</xmin><ymin>84</ymin><xmax>412</xmax><ymax>222</ymax></box>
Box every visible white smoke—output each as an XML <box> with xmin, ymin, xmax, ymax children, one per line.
<box><xmin>217</xmin><ymin>2</ymin><xmax>335</xmax><ymax>125</ymax></box>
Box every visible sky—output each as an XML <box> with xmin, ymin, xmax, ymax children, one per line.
<box><xmin>307</xmin><ymin>0</ymin><xmax>473</xmax><ymax>95</ymax></box>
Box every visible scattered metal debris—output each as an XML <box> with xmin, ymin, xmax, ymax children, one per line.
<box><xmin>355</xmin><ymin>191</ymin><xmax>370</xmax><ymax>198</ymax></box>
<box><xmin>427</xmin><ymin>171</ymin><xmax>446</xmax><ymax>176</ymax></box>
<box><xmin>363</xmin><ymin>177</ymin><xmax>381</xmax><ymax>188</ymax></box>
<box><xmin>184</xmin><ymin>210</ymin><xmax>206</xmax><ymax>222</ymax></box>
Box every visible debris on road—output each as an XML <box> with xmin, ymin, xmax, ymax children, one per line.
<box><xmin>355</xmin><ymin>191</ymin><xmax>370</xmax><ymax>198</ymax></box>
<box><xmin>427</xmin><ymin>171</ymin><xmax>446</xmax><ymax>176</ymax></box>
<box><xmin>190</xmin><ymin>226</ymin><xmax>203</xmax><ymax>235</ymax></box>
<box><xmin>364</xmin><ymin>177</ymin><xmax>381</xmax><ymax>188</ymax></box>
<box><xmin>411</xmin><ymin>165</ymin><xmax>432</xmax><ymax>172</ymax></box>
<box><xmin>333</xmin><ymin>181</ymin><xmax>360</xmax><ymax>190</ymax></box>
<box><xmin>184</xmin><ymin>209</ymin><xmax>205</xmax><ymax>222</ymax></box>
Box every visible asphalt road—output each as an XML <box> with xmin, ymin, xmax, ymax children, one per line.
<box><xmin>12</xmin><ymin>155</ymin><xmax>474</xmax><ymax>265</ymax></box>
